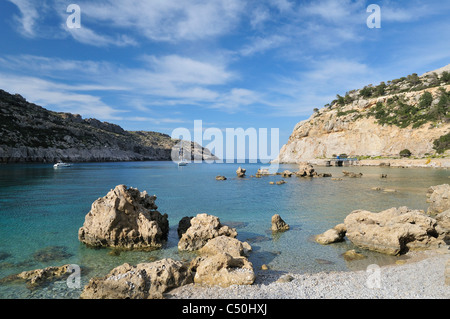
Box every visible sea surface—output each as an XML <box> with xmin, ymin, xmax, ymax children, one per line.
<box><xmin>0</xmin><ymin>161</ymin><xmax>448</xmax><ymax>298</ymax></box>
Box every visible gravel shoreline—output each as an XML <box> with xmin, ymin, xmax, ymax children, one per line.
<box><xmin>167</xmin><ymin>249</ymin><xmax>450</xmax><ymax>299</ymax></box>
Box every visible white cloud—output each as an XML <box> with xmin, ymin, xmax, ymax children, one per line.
<box><xmin>240</xmin><ymin>35</ymin><xmax>288</xmax><ymax>56</ymax></box>
<box><xmin>269</xmin><ymin>0</ymin><xmax>294</xmax><ymax>13</ymax></box>
<box><xmin>301</xmin><ymin>0</ymin><xmax>365</xmax><ymax>24</ymax></box>
<box><xmin>7</xmin><ymin>0</ymin><xmax>40</xmax><ymax>37</ymax></box>
<box><xmin>78</xmin><ymin>0</ymin><xmax>245</xmax><ymax>42</ymax></box>
<box><xmin>64</xmin><ymin>25</ymin><xmax>138</xmax><ymax>47</ymax></box>
<box><xmin>0</xmin><ymin>73</ymin><xmax>125</xmax><ymax>120</ymax></box>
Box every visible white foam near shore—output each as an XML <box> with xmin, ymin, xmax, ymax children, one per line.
<box><xmin>167</xmin><ymin>249</ymin><xmax>450</xmax><ymax>299</ymax></box>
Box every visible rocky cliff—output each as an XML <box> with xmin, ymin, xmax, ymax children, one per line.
<box><xmin>0</xmin><ymin>89</ymin><xmax>216</xmax><ymax>163</ymax></box>
<box><xmin>276</xmin><ymin>65</ymin><xmax>450</xmax><ymax>163</ymax></box>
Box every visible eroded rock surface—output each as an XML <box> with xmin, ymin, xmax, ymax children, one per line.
<box><xmin>78</xmin><ymin>185</ymin><xmax>169</xmax><ymax>250</ymax></box>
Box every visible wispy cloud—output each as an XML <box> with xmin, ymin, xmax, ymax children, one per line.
<box><xmin>64</xmin><ymin>25</ymin><xmax>138</xmax><ymax>47</ymax></box>
<box><xmin>77</xmin><ymin>0</ymin><xmax>245</xmax><ymax>42</ymax></box>
<box><xmin>239</xmin><ymin>35</ymin><xmax>288</xmax><ymax>57</ymax></box>
<box><xmin>7</xmin><ymin>0</ymin><xmax>40</xmax><ymax>37</ymax></box>
<box><xmin>0</xmin><ymin>73</ymin><xmax>125</xmax><ymax>120</ymax></box>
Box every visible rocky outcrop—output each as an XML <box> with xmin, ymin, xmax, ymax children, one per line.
<box><xmin>190</xmin><ymin>236</ymin><xmax>255</xmax><ymax>288</ymax></box>
<box><xmin>426</xmin><ymin>184</ymin><xmax>450</xmax><ymax>215</ymax></box>
<box><xmin>236</xmin><ymin>167</ymin><xmax>246</xmax><ymax>178</ymax></box>
<box><xmin>78</xmin><ymin>185</ymin><xmax>169</xmax><ymax>250</ymax></box>
<box><xmin>436</xmin><ymin>210</ymin><xmax>450</xmax><ymax>241</ymax></box>
<box><xmin>344</xmin><ymin>207</ymin><xmax>446</xmax><ymax>255</ymax></box>
<box><xmin>275</xmin><ymin>67</ymin><xmax>450</xmax><ymax>163</ymax></box>
<box><xmin>271</xmin><ymin>214</ymin><xmax>290</xmax><ymax>232</ymax></box>
<box><xmin>80</xmin><ymin>259</ymin><xmax>193</xmax><ymax>299</ymax></box>
<box><xmin>296</xmin><ymin>163</ymin><xmax>317</xmax><ymax>177</ymax></box>
<box><xmin>177</xmin><ymin>216</ymin><xmax>193</xmax><ymax>239</ymax></box>
<box><xmin>1</xmin><ymin>264</ymin><xmax>71</xmax><ymax>288</ymax></box>
<box><xmin>0</xmin><ymin>89</ymin><xmax>217</xmax><ymax>163</ymax></box>
<box><xmin>315</xmin><ymin>224</ymin><xmax>346</xmax><ymax>245</ymax></box>
<box><xmin>198</xmin><ymin>236</ymin><xmax>252</xmax><ymax>257</ymax></box>
<box><xmin>178</xmin><ymin>214</ymin><xmax>237</xmax><ymax>251</ymax></box>
<box><xmin>316</xmin><ymin>195</ymin><xmax>450</xmax><ymax>255</ymax></box>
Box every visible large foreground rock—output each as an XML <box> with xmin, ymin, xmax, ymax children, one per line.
<box><xmin>190</xmin><ymin>236</ymin><xmax>255</xmax><ymax>288</ymax></box>
<box><xmin>78</xmin><ymin>185</ymin><xmax>169</xmax><ymax>250</ymax></box>
<box><xmin>81</xmin><ymin>259</ymin><xmax>193</xmax><ymax>299</ymax></box>
<box><xmin>427</xmin><ymin>184</ymin><xmax>450</xmax><ymax>215</ymax></box>
<box><xmin>178</xmin><ymin>214</ymin><xmax>237</xmax><ymax>251</ymax></box>
<box><xmin>344</xmin><ymin>207</ymin><xmax>447</xmax><ymax>255</ymax></box>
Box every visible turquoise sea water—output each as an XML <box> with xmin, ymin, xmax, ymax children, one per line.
<box><xmin>0</xmin><ymin>161</ymin><xmax>448</xmax><ymax>298</ymax></box>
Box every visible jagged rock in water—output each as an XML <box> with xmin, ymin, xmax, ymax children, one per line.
<box><xmin>296</xmin><ymin>163</ymin><xmax>317</xmax><ymax>177</ymax></box>
<box><xmin>271</xmin><ymin>214</ymin><xmax>290</xmax><ymax>232</ymax></box>
<box><xmin>178</xmin><ymin>214</ymin><xmax>237</xmax><ymax>252</ymax></box>
<box><xmin>236</xmin><ymin>167</ymin><xmax>246</xmax><ymax>178</ymax></box>
<box><xmin>78</xmin><ymin>185</ymin><xmax>169</xmax><ymax>250</ymax></box>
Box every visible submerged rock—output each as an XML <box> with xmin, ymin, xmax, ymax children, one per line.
<box><xmin>78</xmin><ymin>185</ymin><xmax>169</xmax><ymax>250</ymax></box>
<box><xmin>343</xmin><ymin>171</ymin><xmax>363</xmax><ymax>178</ymax></box>
<box><xmin>216</xmin><ymin>175</ymin><xmax>227</xmax><ymax>181</ymax></box>
<box><xmin>33</xmin><ymin>246</ymin><xmax>73</xmax><ymax>263</ymax></box>
<box><xmin>178</xmin><ymin>214</ymin><xmax>237</xmax><ymax>251</ymax></box>
<box><xmin>2</xmin><ymin>264</ymin><xmax>72</xmax><ymax>288</ymax></box>
<box><xmin>81</xmin><ymin>259</ymin><xmax>193</xmax><ymax>299</ymax></box>
<box><xmin>342</xmin><ymin>250</ymin><xmax>366</xmax><ymax>261</ymax></box>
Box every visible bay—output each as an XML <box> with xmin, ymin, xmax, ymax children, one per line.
<box><xmin>0</xmin><ymin>161</ymin><xmax>448</xmax><ymax>298</ymax></box>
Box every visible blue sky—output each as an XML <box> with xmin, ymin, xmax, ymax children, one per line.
<box><xmin>0</xmin><ymin>0</ymin><xmax>449</xmax><ymax>152</ymax></box>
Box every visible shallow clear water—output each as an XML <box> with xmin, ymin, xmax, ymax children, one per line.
<box><xmin>0</xmin><ymin>161</ymin><xmax>448</xmax><ymax>298</ymax></box>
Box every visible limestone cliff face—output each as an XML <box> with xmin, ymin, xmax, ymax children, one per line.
<box><xmin>0</xmin><ymin>89</ymin><xmax>216</xmax><ymax>163</ymax></box>
<box><xmin>276</xmin><ymin>67</ymin><xmax>450</xmax><ymax>163</ymax></box>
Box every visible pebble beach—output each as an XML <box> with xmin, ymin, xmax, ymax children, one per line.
<box><xmin>167</xmin><ymin>249</ymin><xmax>450</xmax><ymax>299</ymax></box>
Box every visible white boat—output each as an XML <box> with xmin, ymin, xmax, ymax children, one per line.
<box><xmin>177</xmin><ymin>147</ymin><xmax>188</xmax><ymax>166</ymax></box>
<box><xmin>53</xmin><ymin>162</ymin><xmax>72</xmax><ymax>168</ymax></box>
<box><xmin>178</xmin><ymin>160</ymin><xmax>188</xmax><ymax>166</ymax></box>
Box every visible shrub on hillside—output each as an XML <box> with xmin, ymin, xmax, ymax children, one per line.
<box><xmin>399</xmin><ymin>149</ymin><xmax>412</xmax><ymax>158</ymax></box>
